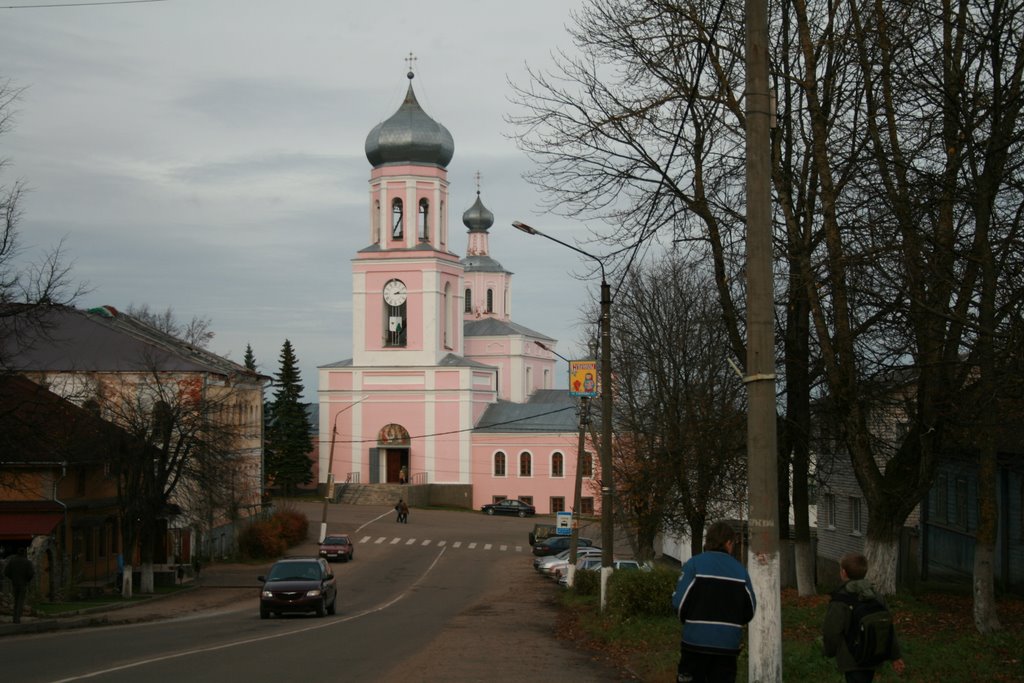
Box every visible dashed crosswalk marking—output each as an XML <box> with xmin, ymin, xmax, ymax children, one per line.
<box><xmin>357</xmin><ymin>535</ymin><xmax>525</xmax><ymax>553</ymax></box>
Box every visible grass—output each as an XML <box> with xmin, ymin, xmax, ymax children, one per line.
<box><xmin>558</xmin><ymin>586</ymin><xmax>1024</xmax><ymax>682</ymax></box>
<box><xmin>31</xmin><ymin>583</ymin><xmax>193</xmax><ymax>617</ymax></box>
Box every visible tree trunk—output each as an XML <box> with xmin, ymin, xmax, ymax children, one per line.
<box><xmin>140</xmin><ymin>560</ymin><xmax>155</xmax><ymax>594</ymax></box>
<box><xmin>973</xmin><ymin>448</ymin><xmax>1001</xmax><ymax>633</ymax></box>
<box><xmin>121</xmin><ymin>564</ymin><xmax>133</xmax><ymax>599</ymax></box>
<box><xmin>864</xmin><ymin>537</ymin><xmax>899</xmax><ymax>595</ymax></box>
<box><xmin>794</xmin><ymin>540</ymin><xmax>815</xmax><ymax>596</ymax></box>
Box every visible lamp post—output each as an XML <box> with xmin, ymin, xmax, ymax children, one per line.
<box><xmin>319</xmin><ymin>396</ymin><xmax>369</xmax><ymax>543</ymax></box>
<box><xmin>536</xmin><ymin>340</ymin><xmax>591</xmax><ymax>588</ymax></box>
<box><xmin>515</xmin><ymin>221</ymin><xmax>615</xmax><ymax>609</ymax></box>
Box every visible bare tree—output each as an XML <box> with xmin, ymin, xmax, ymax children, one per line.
<box><xmin>127</xmin><ymin>303</ymin><xmax>215</xmax><ymax>349</ymax></box>
<box><xmin>96</xmin><ymin>365</ymin><xmax>256</xmax><ymax>595</ymax></box>
<box><xmin>1</xmin><ymin>78</ymin><xmax>84</xmax><ymax>375</ymax></box>
<box><xmin>611</xmin><ymin>256</ymin><xmax>747</xmax><ymax>559</ymax></box>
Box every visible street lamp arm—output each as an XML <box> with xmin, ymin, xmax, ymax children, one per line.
<box><xmin>511</xmin><ymin>221</ymin><xmax>607</xmax><ymax>284</ymax></box>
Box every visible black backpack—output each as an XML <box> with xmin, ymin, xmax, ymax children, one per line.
<box><xmin>832</xmin><ymin>591</ymin><xmax>895</xmax><ymax>667</ymax></box>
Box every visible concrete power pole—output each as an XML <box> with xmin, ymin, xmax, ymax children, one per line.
<box><xmin>745</xmin><ymin>0</ymin><xmax>783</xmax><ymax>678</ymax></box>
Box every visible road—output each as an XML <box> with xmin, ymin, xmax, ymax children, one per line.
<box><xmin>0</xmin><ymin>502</ymin><xmax>628</xmax><ymax>682</ymax></box>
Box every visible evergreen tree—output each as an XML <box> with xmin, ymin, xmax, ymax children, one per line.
<box><xmin>264</xmin><ymin>339</ymin><xmax>313</xmax><ymax>495</ymax></box>
<box><xmin>243</xmin><ymin>344</ymin><xmax>257</xmax><ymax>371</ymax></box>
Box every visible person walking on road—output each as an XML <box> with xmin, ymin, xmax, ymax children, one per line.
<box><xmin>4</xmin><ymin>547</ymin><xmax>35</xmax><ymax>623</ymax></box>
<box><xmin>671</xmin><ymin>521</ymin><xmax>756</xmax><ymax>683</ymax></box>
<box><xmin>399</xmin><ymin>500</ymin><xmax>409</xmax><ymax>524</ymax></box>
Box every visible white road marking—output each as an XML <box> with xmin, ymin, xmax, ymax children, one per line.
<box><xmin>421</xmin><ymin>539</ymin><xmax>432</xmax><ymax>546</ymax></box>
<box><xmin>47</xmin><ymin>547</ymin><xmax>451</xmax><ymax>683</ymax></box>
<box><xmin>452</xmin><ymin>541</ymin><xmax>461</xmax><ymax>548</ymax></box>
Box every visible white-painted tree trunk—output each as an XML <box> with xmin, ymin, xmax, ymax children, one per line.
<box><xmin>794</xmin><ymin>540</ymin><xmax>815</xmax><ymax>596</ymax></box>
<box><xmin>747</xmin><ymin>552</ymin><xmax>782</xmax><ymax>682</ymax></box>
<box><xmin>140</xmin><ymin>560</ymin><xmax>154</xmax><ymax>594</ymax></box>
<box><xmin>864</xmin><ymin>537</ymin><xmax>898</xmax><ymax>595</ymax></box>
<box><xmin>121</xmin><ymin>564</ymin><xmax>133</xmax><ymax>599</ymax></box>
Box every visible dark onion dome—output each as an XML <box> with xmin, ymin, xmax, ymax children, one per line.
<box><xmin>462</xmin><ymin>192</ymin><xmax>494</xmax><ymax>232</ymax></box>
<box><xmin>365</xmin><ymin>72</ymin><xmax>455</xmax><ymax>169</ymax></box>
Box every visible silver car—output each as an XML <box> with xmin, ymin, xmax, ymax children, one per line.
<box><xmin>535</xmin><ymin>546</ymin><xmax>603</xmax><ymax>577</ymax></box>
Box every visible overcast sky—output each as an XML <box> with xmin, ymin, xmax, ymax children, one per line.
<box><xmin>0</xmin><ymin>0</ymin><xmax>601</xmax><ymax>398</ymax></box>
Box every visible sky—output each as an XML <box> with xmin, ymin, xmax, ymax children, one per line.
<box><xmin>0</xmin><ymin>0</ymin><xmax>599</xmax><ymax>399</ymax></box>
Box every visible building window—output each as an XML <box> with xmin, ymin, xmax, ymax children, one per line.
<box><xmin>519</xmin><ymin>496</ymin><xmax>533</xmax><ymax>506</ymax></box>
<box><xmin>418</xmin><ymin>198</ymin><xmax>429</xmax><ymax>240</ymax></box>
<box><xmin>581</xmin><ymin>497</ymin><xmax>595</xmax><ymax>515</ymax></box>
<box><xmin>935</xmin><ymin>473</ymin><xmax>948</xmax><ymax>524</ymax></box>
<box><xmin>493</xmin><ymin>451</ymin><xmax>506</xmax><ymax>477</ymax></box>
<box><xmin>519</xmin><ymin>451</ymin><xmax>532</xmax><ymax>477</ymax></box>
<box><xmin>850</xmin><ymin>497</ymin><xmax>864</xmax><ymax>535</ymax></box>
<box><xmin>551</xmin><ymin>452</ymin><xmax>564</xmax><ymax>478</ymax></box>
<box><xmin>581</xmin><ymin>451</ymin><xmax>593</xmax><ymax>478</ymax></box>
<box><xmin>391</xmin><ymin>198</ymin><xmax>403</xmax><ymax>239</ymax></box>
<box><xmin>486</xmin><ymin>288</ymin><xmax>494</xmax><ymax>313</ymax></box>
<box><xmin>464</xmin><ymin>288</ymin><xmax>472</xmax><ymax>313</ymax></box>
<box><xmin>955</xmin><ymin>477</ymin><xmax>968</xmax><ymax>529</ymax></box>
<box><xmin>550</xmin><ymin>497</ymin><xmax>565</xmax><ymax>513</ymax></box>
<box><xmin>824</xmin><ymin>494</ymin><xmax>836</xmax><ymax>529</ymax></box>
<box><xmin>443</xmin><ymin>282</ymin><xmax>452</xmax><ymax>349</ymax></box>
<box><xmin>492</xmin><ymin>495</ymin><xmax>507</xmax><ymax>504</ymax></box>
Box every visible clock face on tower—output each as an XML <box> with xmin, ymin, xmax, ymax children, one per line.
<box><xmin>383</xmin><ymin>279</ymin><xmax>408</xmax><ymax>306</ymax></box>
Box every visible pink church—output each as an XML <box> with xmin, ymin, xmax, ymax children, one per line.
<box><xmin>317</xmin><ymin>71</ymin><xmax>595</xmax><ymax>516</ymax></box>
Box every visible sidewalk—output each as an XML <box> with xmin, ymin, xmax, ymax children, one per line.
<box><xmin>0</xmin><ymin>561</ymin><xmax>257</xmax><ymax>638</ymax></box>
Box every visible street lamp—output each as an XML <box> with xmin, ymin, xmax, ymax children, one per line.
<box><xmin>536</xmin><ymin>340</ymin><xmax>591</xmax><ymax>588</ymax></box>
<box><xmin>514</xmin><ymin>220</ymin><xmax>615</xmax><ymax>609</ymax></box>
<box><xmin>319</xmin><ymin>396</ymin><xmax>369</xmax><ymax>543</ymax></box>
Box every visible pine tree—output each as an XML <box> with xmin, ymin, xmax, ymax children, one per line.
<box><xmin>243</xmin><ymin>344</ymin><xmax>257</xmax><ymax>371</ymax></box>
<box><xmin>264</xmin><ymin>339</ymin><xmax>313</xmax><ymax>495</ymax></box>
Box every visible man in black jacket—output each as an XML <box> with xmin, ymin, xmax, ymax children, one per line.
<box><xmin>4</xmin><ymin>547</ymin><xmax>35</xmax><ymax>623</ymax></box>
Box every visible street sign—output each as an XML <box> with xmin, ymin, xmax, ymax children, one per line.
<box><xmin>569</xmin><ymin>360</ymin><xmax>598</xmax><ymax>397</ymax></box>
<box><xmin>556</xmin><ymin>511</ymin><xmax>573</xmax><ymax>535</ymax></box>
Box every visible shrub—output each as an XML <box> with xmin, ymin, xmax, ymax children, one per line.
<box><xmin>607</xmin><ymin>565</ymin><xmax>678</xmax><ymax>620</ymax></box>
<box><xmin>272</xmin><ymin>508</ymin><xmax>309</xmax><ymax>547</ymax></box>
<box><xmin>239</xmin><ymin>518</ymin><xmax>287</xmax><ymax>559</ymax></box>
<box><xmin>571</xmin><ymin>568</ymin><xmax>603</xmax><ymax>596</ymax></box>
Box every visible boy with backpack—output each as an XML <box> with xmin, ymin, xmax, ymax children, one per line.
<box><xmin>823</xmin><ymin>552</ymin><xmax>906</xmax><ymax>681</ymax></box>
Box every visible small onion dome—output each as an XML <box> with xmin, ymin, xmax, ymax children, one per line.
<box><xmin>365</xmin><ymin>73</ymin><xmax>455</xmax><ymax>169</ymax></box>
<box><xmin>462</xmin><ymin>192</ymin><xmax>494</xmax><ymax>232</ymax></box>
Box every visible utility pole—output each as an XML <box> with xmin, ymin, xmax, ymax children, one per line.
<box><xmin>745</xmin><ymin>0</ymin><xmax>782</xmax><ymax>677</ymax></box>
<box><xmin>566</xmin><ymin>396</ymin><xmax>591</xmax><ymax>587</ymax></box>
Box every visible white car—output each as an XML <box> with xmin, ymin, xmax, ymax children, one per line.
<box><xmin>535</xmin><ymin>546</ymin><xmax>603</xmax><ymax>577</ymax></box>
<box><xmin>557</xmin><ymin>557</ymin><xmax>652</xmax><ymax>586</ymax></box>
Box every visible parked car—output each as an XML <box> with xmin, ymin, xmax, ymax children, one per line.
<box><xmin>537</xmin><ymin>546</ymin><xmax>603</xmax><ymax>577</ymax></box>
<box><xmin>532</xmin><ymin>535</ymin><xmax>593</xmax><ymax>556</ymax></box>
<box><xmin>319</xmin><ymin>534</ymin><xmax>355</xmax><ymax>562</ymax></box>
<box><xmin>258</xmin><ymin>557</ymin><xmax>337</xmax><ymax>619</ymax></box>
<box><xmin>481</xmin><ymin>499</ymin><xmax>536</xmax><ymax>517</ymax></box>
<box><xmin>557</xmin><ymin>557</ymin><xmax>651</xmax><ymax>586</ymax></box>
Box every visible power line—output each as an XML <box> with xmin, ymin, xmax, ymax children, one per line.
<box><xmin>2</xmin><ymin>0</ymin><xmax>166</xmax><ymax>9</ymax></box>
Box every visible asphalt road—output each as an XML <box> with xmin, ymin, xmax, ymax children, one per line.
<box><xmin>0</xmin><ymin>502</ymin><xmax>629</xmax><ymax>683</ymax></box>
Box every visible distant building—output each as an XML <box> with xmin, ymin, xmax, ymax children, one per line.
<box><xmin>318</xmin><ymin>70</ymin><xmax>591</xmax><ymax>514</ymax></box>
<box><xmin>1</xmin><ymin>304</ymin><xmax>269</xmax><ymax>567</ymax></box>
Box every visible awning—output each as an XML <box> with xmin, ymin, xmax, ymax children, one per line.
<box><xmin>0</xmin><ymin>512</ymin><xmax>64</xmax><ymax>540</ymax></box>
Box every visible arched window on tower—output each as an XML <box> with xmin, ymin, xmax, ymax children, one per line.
<box><xmin>418</xmin><ymin>198</ymin><xmax>429</xmax><ymax>241</ymax></box>
<box><xmin>443</xmin><ymin>282</ymin><xmax>452</xmax><ymax>349</ymax></box>
<box><xmin>486</xmin><ymin>288</ymin><xmax>494</xmax><ymax>313</ymax></box>
<box><xmin>373</xmin><ymin>199</ymin><xmax>381</xmax><ymax>243</ymax></box>
<box><xmin>464</xmin><ymin>288</ymin><xmax>472</xmax><ymax>313</ymax></box>
<box><xmin>391</xmin><ymin>198</ymin><xmax>404</xmax><ymax>239</ymax></box>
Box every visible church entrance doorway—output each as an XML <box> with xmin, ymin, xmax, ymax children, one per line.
<box><xmin>377</xmin><ymin>423</ymin><xmax>411</xmax><ymax>484</ymax></box>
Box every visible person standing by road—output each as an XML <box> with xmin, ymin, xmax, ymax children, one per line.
<box><xmin>4</xmin><ymin>547</ymin><xmax>35</xmax><ymax>624</ymax></box>
<box><xmin>671</xmin><ymin>521</ymin><xmax>756</xmax><ymax>683</ymax></box>
<box><xmin>399</xmin><ymin>500</ymin><xmax>410</xmax><ymax>524</ymax></box>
